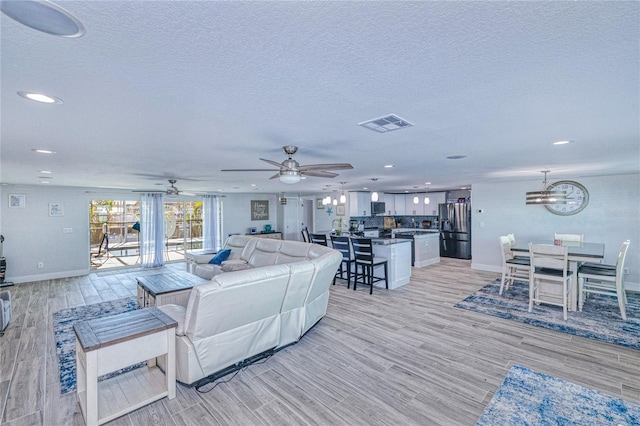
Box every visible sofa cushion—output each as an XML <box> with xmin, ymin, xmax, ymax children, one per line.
<box><xmin>221</xmin><ymin>262</ymin><xmax>253</xmax><ymax>272</ymax></box>
<box><xmin>209</xmin><ymin>249</ymin><xmax>231</xmax><ymax>264</ymax></box>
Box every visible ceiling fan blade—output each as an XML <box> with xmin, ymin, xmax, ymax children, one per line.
<box><xmin>299</xmin><ymin>163</ymin><xmax>353</xmax><ymax>171</ymax></box>
<box><xmin>269</xmin><ymin>173</ymin><xmax>281</xmax><ymax>180</ymax></box>
<box><xmin>132</xmin><ymin>189</ymin><xmax>165</xmax><ymax>193</ymax></box>
<box><xmin>260</xmin><ymin>158</ymin><xmax>293</xmax><ymax>170</ymax></box>
<box><xmin>302</xmin><ymin>170</ymin><xmax>339</xmax><ymax>178</ymax></box>
<box><xmin>220</xmin><ymin>168</ymin><xmax>279</xmax><ymax>172</ymax></box>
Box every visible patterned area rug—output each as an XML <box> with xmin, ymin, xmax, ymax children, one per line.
<box><xmin>455</xmin><ymin>279</ymin><xmax>640</xmax><ymax>350</ymax></box>
<box><xmin>53</xmin><ymin>297</ymin><xmax>140</xmax><ymax>395</ymax></box>
<box><xmin>476</xmin><ymin>365</ymin><xmax>640</xmax><ymax>425</ymax></box>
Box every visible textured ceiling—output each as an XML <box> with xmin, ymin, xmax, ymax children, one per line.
<box><xmin>1</xmin><ymin>1</ymin><xmax>638</xmax><ymax>195</ymax></box>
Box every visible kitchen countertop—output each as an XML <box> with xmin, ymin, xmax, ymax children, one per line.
<box><xmin>371</xmin><ymin>238</ymin><xmax>412</xmax><ymax>245</ymax></box>
<box><xmin>394</xmin><ymin>230</ymin><xmax>439</xmax><ymax>236</ymax></box>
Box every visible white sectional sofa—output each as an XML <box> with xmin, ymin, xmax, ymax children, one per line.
<box><xmin>158</xmin><ymin>236</ymin><xmax>342</xmax><ymax>385</ymax></box>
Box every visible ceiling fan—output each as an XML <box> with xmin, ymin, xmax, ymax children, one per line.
<box><xmin>221</xmin><ymin>145</ymin><xmax>353</xmax><ymax>184</ymax></box>
<box><xmin>133</xmin><ymin>179</ymin><xmax>195</xmax><ymax>197</ymax></box>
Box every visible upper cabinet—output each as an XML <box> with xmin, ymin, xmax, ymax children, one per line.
<box><xmin>424</xmin><ymin>192</ymin><xmax>446</xmax><ymax>215</ymax></box>
<box><xmin>405</xmin><ymin>194</ymin><xmax>424</xmax><ymax>216</ymax></box>
<box><xmin>348</xmin><ymin>192</ymin><xmax>371</xmax><ymax>217</ymax></box>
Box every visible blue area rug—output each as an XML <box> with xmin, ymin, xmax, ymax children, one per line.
<box><xmin>53</xmin><ymin>297</ymin><xmax>140</xmax><ymax>395</ymax></box>
<box><xmin>455</xmin><ymin>279</ymin><xmax>640</xmax><ymax>350</ymax></box>
<box><xmin>476</xmin><ymin>365</ymin><xmax>640</xmax><ymax>425</ymax></box>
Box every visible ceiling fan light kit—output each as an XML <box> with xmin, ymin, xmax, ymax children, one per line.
<box><xmin>221</xmin><ymin>146</ymin><xmax>352</xmax><ymax>185</ymax></box>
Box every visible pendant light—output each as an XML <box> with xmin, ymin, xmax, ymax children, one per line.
<box><xmin>370</xmin><ymin>178</ymin><xmax>379</xmax><ymax>201</ymax></box>
<box><xmin>424</xmin><ymin>185</ymin><xmax>430</xmax><ymax>204</ymax></box>
<box><xmin>339</xmin><ymin>182</ymin><xmax>347</xmax><ymax>204</ymax></box>
<box><xmin>526</xmin><ymin>170</ymin><xmax>568</xmax><ymax>205</ymax></box>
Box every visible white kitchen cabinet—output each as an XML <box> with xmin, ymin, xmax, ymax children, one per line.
<box><xmin>372</xmin><ymin>240</ymin><xmax>412</xmax><ymax>289</ymax></box>
<box><xmin>348</xmin><ymin>192</ymin><xmax>371</xmax><ymax>217</ymax></box>
<box><xmin>394</xmin><ymin>194</ymin><xmax>406</xmax><ymax>215</ymax></box>
<box><xmin>425</xmin><ymin>192</ymin><xmax>446</xmax><ymax>215</ymax></box>
<box><xmin>382</xmin><ymin>193</ymin><xmax>405</xmax><ymax>215</ymax></box>
<box><xmin>405</xmin><ymin>194</ymin><xmax>424</xmax><ymax>216</ymax></box>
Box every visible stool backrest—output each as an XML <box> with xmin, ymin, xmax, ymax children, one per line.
<box><xmin>331</xmin><ymin>236</ymin><xmax>351</xmax><ymax>261</ymax></box>
<box><xmin>351</xmin><ymin>238</ymin><xmax>374</xmax><ymax>264</ymax></box>
<box><xmin>310</xmin><ymin>233</ymin><xmax>328</xmax><ymax>246</ymax></box>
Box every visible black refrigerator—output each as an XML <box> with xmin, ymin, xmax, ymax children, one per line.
<box><xmin>439</xmin><ymin>203</ymin><xmax>471</xmax><ymax>259</ymax></box>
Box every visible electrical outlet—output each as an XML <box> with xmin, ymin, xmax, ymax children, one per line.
<box><xmin>624</xmin><ymin>267</ymin><xmax>629</xmax><ymax>275</ymax></box>
<box><xmin>38</xmin><ymin>262</ymin><xmax>44</xmax><ymax>269</ymax></box>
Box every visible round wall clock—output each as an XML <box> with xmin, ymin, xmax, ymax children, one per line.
<box><xmin>545</xmin><ymin>180</ymin><xmax>589</xmax><ymax>216</ymax></box>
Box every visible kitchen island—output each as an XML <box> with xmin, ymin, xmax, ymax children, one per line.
<box><xmin>392</xmin><ymin>229</ymin><xmax>441</xmax><ymax>268</ymax></box>
<box><xmin>369</xmin><ymin>238</ymin><xmax>412</xmax><ymax>289</ymax></box>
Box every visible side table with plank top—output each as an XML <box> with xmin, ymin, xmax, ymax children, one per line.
<box><xmin>73</xmin><ymin>307</ymin><xmax>177</xmax><ymax>425</ymax></box>
<box><xmin>136</xmin><ymin>270</ymin><xmax>208</xmax><ymax>307</ymax></box>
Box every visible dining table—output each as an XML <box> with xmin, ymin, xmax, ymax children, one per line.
<box><xmin>511</xmin><ymin>241</ymin><xmax>605</xmax><ymax>311</ymax></box>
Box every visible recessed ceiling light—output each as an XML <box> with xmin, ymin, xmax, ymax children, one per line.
<box><xmin>1</xmin><ymin>0</ymin><xmax>85</xmax><ymax>37</ymax></box>
<box><xmin>425</xmin><ymin>182</ymin><xmax>431</xmax><ymax>185</ymax></box>
<box><xmin>250</xmin><ymin>184</ymin><xmax>256</xmax><ymax>187</ymax></box>
<box><xmin>39</xmin><ymin>170</ymin><xmax>53</xmax><ymax>174</ymax></box>
<box><xmin>384</xmin><ymin>165</ymin><xmax>394</xmax><ymax>168</ymax></box>
<box><xmin>40</xmin><ymin>180</ymin><xmax>51</xmax><ymax>184</ymax></box>
<box><xmin>446</xmin><ymin>155</ymin><xmax>467</xmax><ymax>160</ymax></box>
<box><xmin>18</xmin><ymin>91</ymin><xmax>63</xmax><ymax>104</ymax></box>
<box><xmin>553</xmin><ymin>140</ymin><xmax>573</xmax><ymax>145</ymax></box>
<box><xmin>32</xmin><ymin>148</ymin><xmax>56</xmax><ymax>154</ymax></box>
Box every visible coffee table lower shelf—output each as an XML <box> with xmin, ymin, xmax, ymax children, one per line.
<box><xmin>77</xmin><ymin>366</ymin><xmax>168</xmax><ymax>425</ymax></box>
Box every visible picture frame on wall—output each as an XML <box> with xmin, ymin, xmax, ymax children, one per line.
<box><xmin>316</xmin><ymin>198</ymin><xmax>325</xmax><ymax>209</ymax></box>
<box><xmin>49</xmin><ymin>203</ymin><xmax>64</xmax><ymax>217</ymax></box>
<box><xmin>8</xmin><ymin>194</ymin><xmax>25</xmax><ymax>208</ymax></box>
<box><xmin>336</xmin><ymin>205</ymin><xmax>345</xmax><ymax>216</ymax></box>
<box><xmin>250</xmin><ymin>200</ymin><xmax>269</xmax><ymax>220</ymax></box>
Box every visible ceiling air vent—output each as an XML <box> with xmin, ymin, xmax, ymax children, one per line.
<box><xmin>358</xmin><ymin>114</ymin><xmax>414</xmax><ymax>133</ymax></box>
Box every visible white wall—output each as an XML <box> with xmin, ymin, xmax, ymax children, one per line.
<box><xmin>471</xmin><ymin>174</ymin><xmax>640</xmax><ymax>290</ymax></box>
<box><xmin>1</xmin><ymin>185</ymin><xmax>91</xmax><ymax>282</ymax></box>
<box><xmin>219</xmin><ymin>193</ymin><xmax>278</xmax><ymax>237</ymax></box>
<box><xmin>0</xmin><ymin>186</ymin><xmax>279</xmax><ymax>283</ymax></box>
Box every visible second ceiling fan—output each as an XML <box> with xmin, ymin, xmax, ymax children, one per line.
<box><xmin>221</xmin><ymin>145</ymin><xmax>353</xmax><ymax>184</ymax></box>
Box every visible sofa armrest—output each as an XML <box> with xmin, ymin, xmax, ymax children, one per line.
<box><xmin>190</xmin><ymin>254</ymin><xmax>217</xmax><ymax>264</ymax></box>
<box><xmin>157</xmin><ymin>304</ymin><xmax>187</xmax><ymax>336</ymax></box>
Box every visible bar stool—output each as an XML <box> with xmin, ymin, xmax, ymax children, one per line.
<box><xmin>351</xmin><ymin>238</ymin><xmax>388</xmax><ymax>294</ymax></box>
<box><xmin>331</xmin><ymin>236</ymin><xmax>355</xmax><ymax>288</ymax></box>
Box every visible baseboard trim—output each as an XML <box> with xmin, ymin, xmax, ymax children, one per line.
<box><xmin>7</xmin><ymin>269</ymin><xmax>89</xmax><ymax>284</ymax></box>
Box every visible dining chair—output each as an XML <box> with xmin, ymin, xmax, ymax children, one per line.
<box><xmin>506</xmin><ymin>233</ymin><xmax>528</xmax><ymax>260</ymax></box>
<box><xmin>578</xmin><ymin>240</ymin><xmax>630</xmax><ymax>320</ymax></box>
<box><xmin>528</xmin><ymin>243</ymin><xmax>574</xmax><ymax>321</ymax></box>
<box><xmin>310</xmin><ymin>233</ymin><xmax>328</xmax><ymax>246</ymax></box>
<box><xmin>554</xmin><ymin>233</ymin><xmax>584</xmax><ymax>243</ymax></box>
<box><xmin>351</xmin><ymin>238</ymin><xmax>388</xmax><ymax>294</ymax></box>
<box><xmin>498</xmin><ymin>236</ymin><xmax>530</xmax><ymax>295</ymax></box>
<box><xmin>301</xmin><ymin>227</ymin><xmax>310</xmax><ymax>243</ymax></box>
<box><xmin>331</xmin><ymin>236</ymin><xmax>355</xmax><ymax>288</ymax></box>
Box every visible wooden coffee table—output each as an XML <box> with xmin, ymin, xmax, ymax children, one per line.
<box><xmin>74</xmin><ymin>307</ymin><xmax>177</xmax><ymax>425</ymax></box>
<box><xmin>137</xmin><ymin>270</ymin><xmax>208</xmax><ymax>307</ymax></box>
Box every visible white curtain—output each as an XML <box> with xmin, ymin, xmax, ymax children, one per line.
<box><xmin>202</xmin><ymin>195</ymin><xmax>220</xmax><ymax>251</ymax></box>
<box><xmin>140</xmin><ymin>193</ymin><xmax>165</xmax><ymax>268</ymax></box>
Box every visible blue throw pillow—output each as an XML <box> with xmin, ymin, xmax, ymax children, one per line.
<box><xmin>209</xmin><ymin>249</ymin><xmax>231</xmax><ymax>265</ymax></box>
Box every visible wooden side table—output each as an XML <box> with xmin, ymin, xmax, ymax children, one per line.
<box><xmin>73</xmin><ymin>308</ymin><xmax>177</xmax><ymax>425</ymax></box>
<box><xmin>136</xmin><ymin>271</ymin><xmax>208</xmax><ymax>307</ymax></box>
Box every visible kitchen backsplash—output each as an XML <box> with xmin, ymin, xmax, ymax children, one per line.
<box><xmin>352</xmin><ymin>215</ymin><xmax>439</xmax><ymax>229</ymax></box>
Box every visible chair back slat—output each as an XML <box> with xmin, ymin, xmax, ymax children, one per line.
<box><xmin>529</xmin><ymin>243</ymin><xmax>568</xmax><ymax>270</ymax></box>
<box><xmin>331</xmin><ymin>236</ymin><xmax>352</xmax><ymax>261</ymax></box>
<box><xmin>310</xmin><ymin>233</ymin><xmax>328</xmax><ymax>246</ymax></box>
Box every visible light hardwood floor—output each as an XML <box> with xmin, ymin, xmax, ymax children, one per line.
<box><xmin>1</xmin><ymin>259</ymin><xmax>638</xmax><ymax>425</ymax></box>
